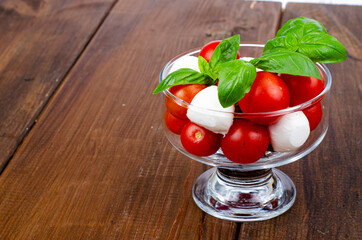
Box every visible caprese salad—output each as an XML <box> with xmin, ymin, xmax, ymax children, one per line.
<box><xmin>154</xmin><ymin>17</ymin><xmax>346</xmax><ymax>164</ymax></box>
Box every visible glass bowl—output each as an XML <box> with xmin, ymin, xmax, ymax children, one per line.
<box><xmin>159</xmin><ymin>44</ymin><xmax>331</xmax><ymax>222</ymax></box>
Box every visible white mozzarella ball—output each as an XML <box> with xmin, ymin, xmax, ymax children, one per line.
<box><xmin>268</xmin><ymin>111</ymin><xmax>310</xmax><ymax>152</ymax></box>
<box><xmin>187</xmin><ymin>86</ymin><xmax>234</xmax><ymax>134</ymax></box>
<box><xmin>168</xmin><ymin>55</ymin><xmax>200</xmax><ymax>74</ymax></box>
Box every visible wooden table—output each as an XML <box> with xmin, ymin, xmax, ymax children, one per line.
<box><xmin>0</xmin><ymin>1</ymin><xmax>360</xmax><ymax>239</ymax></box>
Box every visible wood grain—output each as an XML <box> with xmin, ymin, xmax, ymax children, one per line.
<box><xmin>238</xmin><ymin>4</ymin><xmax>361</xmax><ymax>240</ymax></box>
<box><xmin>0</xmin><ymin>0</ymin><xmax>116</xmax><ymax>171</ymax></box>
<box><xmin>0</xmin><ymin>0</ymin><xmax>281</xmax><ymax>239</ymax></box>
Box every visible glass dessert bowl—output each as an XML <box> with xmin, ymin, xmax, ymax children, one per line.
<box><xmin>159</xmin><ymin>44</ymin><xmax>331</xmax><ymax>222</ymax></box>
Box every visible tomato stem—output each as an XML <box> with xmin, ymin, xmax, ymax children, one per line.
<box><xmin>195</xmin><ymin>131</ymin><xmax>202</xmax><ymax>139</ymax></box>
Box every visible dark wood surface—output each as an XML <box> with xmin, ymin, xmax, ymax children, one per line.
<box><xmin>0</xmin><ymin>1</ymin><xmax>360</xmax><ymax>239</ymax></box>
<box><xmin>0</xmin><ymin>0</ymin><xmax>116</xmax><ymax>171</ymax></box>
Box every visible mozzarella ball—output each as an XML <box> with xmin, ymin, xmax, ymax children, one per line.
<box><xmin>268</xmin><ymin>111</ymin><xmax>310</xmax><ymax>152</ymax></box>
<box><xmin>168</xmin><ymin>55</ymin><xmax>200</xmax><ymax>74</ymax></box>
<box><xmin>187</xmin><ymin>86</ymin><xmax>234</xmax><ymax>134</ymax></box>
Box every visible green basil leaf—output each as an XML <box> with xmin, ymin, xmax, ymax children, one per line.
<box><xmin>297</xmin><ymin>33</ymin><xmax>347</xmax><ymax>63</ymax></box>
<box><xmin>264</xmin><ymin>37</ymin><xmax>285</xmax><ymax>54</ymax></box>
<box><xmin>250</xmin><ymin>51</ymin><xmax>321</xmax><ymax>79</ymax></box>
<box><xmin>263</xmin><ymin>34</ymin><xmax>299</xmax><ymax>54</ymax></box>
<box><xmin>264</xmin><ymin>32</ymin><xmax>347</xmax><ymax>63</ymax></box>
<box><xmin>198</xmin><ymin>56</ymin><xmax>209</xmax><ymax>74</ymax></box>
<box><xmin>218</xmin><ymin>60</ymin><xmax>257</xmax><ymax>108</ymax></box>
<box><xmin>209</xmin><ymin>34</ymin><xmax>240</xmax><ymax>72</ymax></box>
<box><xmin>277</xmin><ymin>17</ymin><xmax>327</xmax><ymax>39</ymax></box>
<box><xmin>198</xmin><ymin>56</ymin><xmax>217</xmax><ymax>81</ymax></box>
<box><xmin>268</xmin><ymin>17</ymin><xmax>346</xmax><ymax>63</ymax></box>
<box><xmin>153</xmin><ymin>68</ymin><xmax>212</xmax><ymax>94</ymax></box>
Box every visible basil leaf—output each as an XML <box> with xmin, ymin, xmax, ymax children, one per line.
<box><xmin>218</xmin><ymin>60</ymin><xmax>257</xmax><ymax>108</ymax></box>
<box><xmin>263</xmin><ymin>34</ymin><xmax>298</xmax><ymax>54</ymax></box>
<box><xmin>297</xmin><ymin>33</ymin><xmax>347</xmax><ymax>63</ymax></box>
<box><xmin>267</xmin><ymin>17</ymin><xmax>346</xmax><ymax>63</ymax></box>
<box><xmin>250</xmin><ymin>51</ymin><xmax>321</xmax><ymax>79</ymax></box>
<box><xmin>277</xmin><ymin>17</ymin><xmax>327</xmax><ymax>38</ymax></box>
<box><xmin>198</xmin><ymin>56</ymin><xmax>217</xmax><ymax>81</ymax></box>
<box><xmin>153</xmin><ymin>68</ymin><xmax>212</xmax><ymax>94</ymax></box>
<box><xmin>209</xmin><ymin>34</ymin><xmax>240</xmax><ymax>72</ymax></box>
<box><xmin>264</xmin><ymin>33</ymin><xmax>346</xmax><ymax>64</ymax></box>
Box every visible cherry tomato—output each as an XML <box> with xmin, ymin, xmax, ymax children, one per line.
<box><xmin>164</xmin><ymin>111</ymin><xmax>189</xmax><ymax>134</ymax></box>
<box><xmin>281</xmin><ymin>70</ymin><xmax>325</xmax><ymax>106</ymax></box>
<box><xmin>238</xmin><ymin>72</ymin><xmax>290</xmax><ymax>125</ymax></box>
<box><xmin>221</xmin><ymin>119</ymin><xmax>269</xmax><ymax>164</ymax></box>
<box><xmin>165</xmin><ymin>84</ymin><xmax>207</xmax><ymax>119</ymax></box>
<box><xmin>303</xmin><ymin>102</ymin><xmax>323</xmax><ymax>131</ymax></box>
<box><xmin>181</xmin><ymin>122</ymin><xmax>221</xmax><ymax>156</ymax></box>
<box><xmin>199</xmin><ymin>40</ymin><xmax>240</xmax><ymax>62</ymax></box>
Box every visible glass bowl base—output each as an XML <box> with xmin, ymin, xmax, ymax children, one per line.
<box><xmin>192</xmin><ymin>167</ymin><xmax>296</xmax><ymax>222</ymax></box>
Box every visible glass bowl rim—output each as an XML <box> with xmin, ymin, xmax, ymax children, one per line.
<box><xmin>159</xmin><ymin>43</ymin><xmax>332</xmax><ymax>117</ymax></box>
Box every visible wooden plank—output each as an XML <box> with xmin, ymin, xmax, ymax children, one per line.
<box><xmin>0</xmin><ymin>0</ymin><xmax>281</xmax><ymax>239</ymax></box>
<box><xmin>0</xmin><ymin>0</ymin><xmax>116</xmax><ymax>171</ymax></box>
<box><xmin>238</xmin><ymin>4</ymin><xmax>361</xmax><ymax>240</ymax></box>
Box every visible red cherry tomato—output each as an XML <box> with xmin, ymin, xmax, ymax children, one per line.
<box><xmin>221</xmin><ymin>119</ymin><xmax>269</xmax><ymax>164</ymax></box>
<box><xmin>303</xmin><ymin>102</ymin><xmax>323</xmax><ymax>131</ymax></box>
<box><xmin>164</xmin><ymin>111</ymin><xmax>189</xmax><ymax>135</ymax></box>
<box><xmin>238</xmin><ymin>72</ymin><xmax>290</xmax><ymax>125</ymax></box>
<box><xmin>181</xmin><ymin>122</ymin><xmax>221</xmax><ymax>156</ymax></box>
<box><xmin>281</xmin><ymin>70</ymin><xmax>325</xmax><ymax>106</ymax></box>
<box><xmin>165</xmin><ymin>84</ymin><xmax>207</xmax><ymax>119</ymax></box>
<box><xmin>199</xmin><ymin>40</ymin><xmax>240</xmax><ymax>62</ymax></box>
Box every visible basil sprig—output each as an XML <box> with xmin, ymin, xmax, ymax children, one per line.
<box><xmin>264</xmin><ymin>17</ymin><xmax>347</xmax><ymax>63</ymax></box>
<box><xmin>153</xmin><ymin>35</ymin><xmax>240</xmax><ymax>94</ymax></box>
<box><xmin>153</xmin><ymin>17</ymin><xmax>347</xmax><ymax>108</ymax></box>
